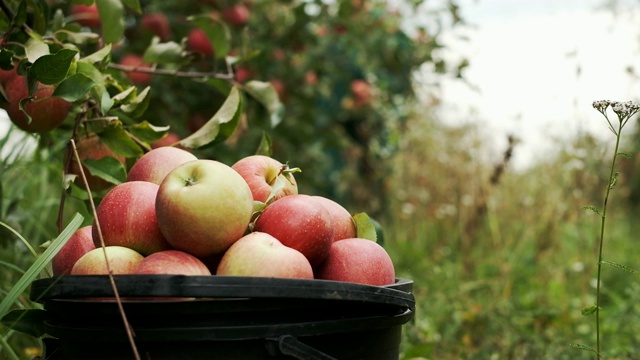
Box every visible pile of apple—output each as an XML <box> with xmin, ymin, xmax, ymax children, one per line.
<box><xmin>52</xmin><ymin>146</ymin><xmax>396</xmax><ymax>287</ymax></box>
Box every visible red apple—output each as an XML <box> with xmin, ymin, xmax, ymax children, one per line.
<box><xmin>221</xmin><ymin>4</ymin><xmax>250</xmax><ymax>27</ymax></box>
<box><xmin>141</xmin><ymin>13</ymin><xmax>172</xmax><ymax>41</ymax></box>
<box><xmin>231</xmin><ymin>155</ymin><xmax>298</xmax><ymax>203</ymax></box>
<box><xmin>235</xmin><ymin>67</ymin><xmax>253</xmax><ymax>83</ymax></box>
<box><xmin>312</xmin><ymin>196</ymin><xmax>356</xmax><ymax>241</ymax></box>
<box><xmin>350</xmin><ymin>79</ymin><xmax>372</xmax><ymax>108</ymax></box>
<box><xmin>70</xmin><ymin>246</ymin><xmax>144</xmax><ymax>275</ymax></box>
<box><xmin>70</xmin><ymin>4</ymin><xmax>101</xmax><ymax>28</ymax></box>
<box><xmin>253</xmin><ymin>194</ymin><xmax>334</xmax><ymax>267</ymax></box>
<box><xmin>69</xmin><ymin>133</ymin><xmax>126</xmax><ymax>191</ymax></box>
<box><xmin>187</xmin><ymin>28</ymin><xmax>214</xmax><ymax>57</ymax></box>
<box><xmin>156</xmin><ymin>159</ymin><xmax>254</xmax><ymax>258</ymax></box>
<box><xmin>151</xmin><ymin>132</ymin><xmax>181</xmax><ymax>149</ymax></box>
<box><xmin>120</xmin><ymin>54</ymin><xmax>152</xmax><ymax>85</ymax></box>
<box><xmin>93</xmin><ymin>181</ymin><xmax>173</xmax><ymax>256</ymax></box>
<box><xmin>133</xmin><ymin>250</ymin><xmax>211</xmax><ymax>275</ymax></box>
<box><xmin>4</xmin><ymin>75</ymin><xmax>71</xmax><ymax>133</ymax></box>
<box><xmin>0</xmin><ymin>65</ymin><xmax>17</xmax><ymax>89</ymax></box>
<box><xmin>314</xmin><ymin>238</ymin><xmax>395</xmax><ymax>286</ymax></box>
<box><xmin>126</xmin><ymin>146</ymin><xmax>197</xmax><ymax>185</ymax></box>
<box><xmin>216</xmin><ymin>232</ymin><xmax>313</xmax><ymax>279</ymax></box>
<box><xmin>52</xmin><ymin>226</ymin><xmax>96</xmax><ymax>276</ymax></box>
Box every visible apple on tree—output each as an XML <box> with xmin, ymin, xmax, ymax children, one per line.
<box><xmin>216</xmin><ymin>232</ymin><xmax>313</xmax><ymax>279</ymax></box>
<box><xmin>70</xmin><ymin>3</ymin><xmax>101</xmax><ymax>28</ymax></box>
<box><xmin>231</xmin><ymin>154</ymin><xmax>298</xmax><ymax>203</ymax></box>
<box><xmin>156</xmin><ymin>159</ymin><xmax>254</xmax><ymax>258</ymax></box>
<box><xmin>69</xmin><ymin>133</ymin><xmax>126</xmax><ymax>191</ymax></box>
<box><xmin>187</xmin><ymin>28</ymin><xmax>214</xmax><ymax>57</ymax></box>
<box><xmin>119</xmin><ymin>54</ymin><xmax>153</xmax><ymax>85</ymax></box>
<box><xmin>3</xmin><ymin>75</ymin><xmax>72</xmax><ymax>133</ymax></box>
<box><xmin>133</xmin><ymin>250</ymin><xmax>211</xmax><ymax>275</ymax></box>
<box><xmin>141</xmin><ymin>13</ymin><xmax>172</xmax><ymax>41</ymax></box>
<box><xmin>70</xmin><ymin>246</ymin><xmax>144</xmax><ymax>275</ymax></box>
<box><xmin>93</xmin><ymin>181</ymin><xmax>173</xmax><ymax>256</ymax></box>
<box><xmin>126</xmin><ymin>146</ymin><xmax>197</xmax><ymax>185</ymax></box>
<box><xmin>314</xmin><ymin>238</ymin><xmax>396</xmax><ymax>286</ymax></box>
<box><xmin>221</xmin><ymin>4</ymin><xmax>250</xmax><ymax>27</ymax></box>
<box><xmin>52</xmin><ymin>226</ymin><xmax>96</xmax><ymax>276</ymax></box>
<box><xmin>312</xmin><ymin>195</ymin><xmax>356</xmax><ymax>241</ymax></box>
<box><xmin>253</xmin><ymin>194</ymin><xmax>334</xmax><ymax>267</ymax></box>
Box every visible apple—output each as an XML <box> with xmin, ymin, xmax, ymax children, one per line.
<box><xmin>235</xmin><ymin>67</ymin><xmax>253</xmax><ymax>83</ymax></box>
<box><xmin>126</xmin><ymin>146</ymin><xmax>197</xmax><ymax>185</ymax></box>
<box><xmin>133</xmin><ymin>250</ymin><xmax>211</xmax><ymax>275</ymax></box>
<box><xmin>312</xmin><ymin>196</ymin><xmax>356</xmax><ymax>241</ymax></box>
<box><xmin>350</xmin><ymin>79</ymin><xmax>372</xmax><ymax>108</ymax></box>
<box><xmin>187</xmin><ymin>28</ymin><xmax>214</xmax><ymax>57</ymax></box>
<box><xmin>156</xmin><ymin>159</ymin><xmax>254</xmax><ymax>258</ymax></box>
<box><xmin>221</xmin><ymin>4</ymin><xmax>250</xmax><ymax>27</ymax></box>
<box><xmin>119</xmin><ymin>54</ymin><xmax>152</xmax><ymax>85</ymax></box>
<box><xmin>253</xmin><ymin>194</ymin><xmax>334</xmax><ymax>267</ymax></box>
<box><xmin>69</xmin><ymin>133</ymin><xmax>126</xmax><ymax>191</ymax></box>
<box><xmin>4</xmin><ymin>75</ymin><xmax>71</xmax><ymax>133</ymax></box>
<box><xmin>231</xmin><ymin>155</ymin><xmax>298</xmax><ymax>203</ymax></box>
<box><xmin>70</xmin><ymin>4</ymin><xmax>101</xmax><ymax>28</ymax></box>
<box><xmin>0</xmin><ymin>65</ymin><xmax>17</xmax><ymax>89</ymax></box>
<box><xmin>151</xmin><ymin>132</ymin><xmax>182</xmax><ymax>149</ymax></box>
<box><xmin>141</xmin><ymin>13</ymin><xmax>172</xmax><ymax>41</ymax></box>
<box><xmin>52</xmin><ymin>226</ymin><xmax>96</xmax><ymax>276</ymax></box>
<box><xmin>216</xmin><ymin>232</ymin><xmax>313</xmax><ymax>279</ymax></box>
<box><xmin>314</xmin><ymin>238</ymin><xmax>395</xmax><ymax>286</ymax></box>
<box><xmin>70</xmin><ymin>246</ymin><xmax>144</xmax><ymax>275</ymax></box>
<box><xmin>93</xmin><ymin>181</ymin><xmax>173</xmax><ymax>256</ymax></box>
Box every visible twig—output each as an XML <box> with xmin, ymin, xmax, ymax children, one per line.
<box><xmin>108</xmin><ymin>63</ymin><xmax>235</xmax><ymax>80</ymax></box>
<box><xmin>69</xmin><ymin>139</ymin><xmax>141</xmax><ymax>360</ymax></box>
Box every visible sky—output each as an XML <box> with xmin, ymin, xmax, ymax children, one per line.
<box><xmin>420</xmin><ymin>0</ymin><xmax>640</xmax><ymax>169</ymax></box>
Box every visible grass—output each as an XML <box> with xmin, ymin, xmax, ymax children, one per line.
<box><xmin>2</xmin><ymin>105</ymin><xmax>640</xmax><ymax>359</ymax></box>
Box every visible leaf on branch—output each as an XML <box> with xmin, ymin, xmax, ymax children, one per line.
<box><xmin>581</xmin><ymin>205</ymin><xmax>601</xmax><ymax>215</ymax></box>
<box><xmin>143</xmin><ymin>39</ymin><xmax>186</xmax><ymax>65</ymax></box>
<box><xmin>120</xmin><ymin>86</ymin><xmax>151</xmax><ymax>118</ymax></box>
<box><xmin>96</xmin><ymin>0</ymin><xmax>125</xmax><ymax>44</ymax></box>
<box><xmin>353</xmin><ymin>212</ymin><xmax>377</xmax><ymax>242</ymax></box>
<box><xmin>600</xmin><ymin>260</ymin><xmax>638</xmax><ymax>273</ymax></box>
<box><xmin>81</xmin><ymin>44</ymin><xmax>113</xmax><ymax>64</ymax></box>
<box><xmin>0</xmin><ymin>49</ymin><xmax>16</xmax><ymax>70</ymax></box>
<box><xmin>128</xmin><ymin>121</ymin><xmax>171</xmax><ymax>144</ymax></box>
<box><xmin>121</xmin><ymin>0</ymin><xmax>142</xmax><ymax>14</ymax></box>
<box><xmin>53</xmin><ymin>73</ymin><xmax>97</xmax><ymax>102</ymax></box>
<box><xmin>617</xmin><ymin>152</ymin><xmax>633</xmax><ymax>159</ymax></box>
<box><xmin>244</xmin><ymin>80</ymin><xmax>285</xmax><ymax>127</ymax></box>
<box><xmin>82</xmin><ymin>157</ymin><xmax>126</xmax><ymax>186</ymax></box>
<box><xmin>30</xmin><ymin>49</ymin><xmax>78</xmax><ymax>85</ymax></box>
<box><xmin>580</xmin><ymin>305</ymin><xmax>599</xmax><ymax>316</ymax></box>
<box><xmin>570</xmin><ymin>343</ymin><xmax>600</xmax><ymax>356</ymax></box>
<box><xmin>255</xmin><ymin>131</ymin><xmax>272</xmax><ymax>157</ymax></box>
<box><xmin>1</xmin><ymin>309</ymin><xmax>47</xmax><ymax>338</ymax></box>
<box><xmin>100</xmin><ymin>123</ymin><xmax>144</xmax><ymax>158</ymax></box>
<box><xmin>180</xmin><ymin>86</ymin><xmax>242</xmax><ymax>149</ymax></box>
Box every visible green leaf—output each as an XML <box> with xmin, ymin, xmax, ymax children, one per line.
<box><xmin>128</xmin><ymin>121</ymin><xmax>170</xmax><ymax>143</ymax></box>
<box><xmin>0</xmin><ymin>214</ymin><xmax>83</xmax><ymax>319</ymax></box>
<box><xmin>64</xmin><ymin>30</ymin><xmax>101</xmax><ymax>45</ymax></box>
<box><xmin>100</xmin><ymin>124</ymin><xmax>144</xmax><ymax>158</ymax></box>
<box><xmin>0</xmin><ymin>49</ymin><xmax>15</xmax><ymax>70</ymax></box>
<box><xmin>600</xmin><ymin>260</ymin><xmax>638</xmax><ymax>273</ymax></box>
<box><xmin>570</xmin><ymin>343</ymin><xmax>600</xmax><ymax>356</ymax></box>
<box><xmin>353</xmin><ymin>212</ymin><xmax>377</xmax><ymax>242</ymax></box>
<box><xmin>120</xmin><ymin>86</ymin><xmax>151</xmax><ymax>118</ymax></box>
<box><xmin>82</xmin><ymin>157</ymin><xmax>126</xmax><ymax>186</ymax></box>
<box><xmin>581</xmin><ymin>205</ymin><xmax>600</xmax><ymax>215</ymax></box>
<box><xmin>189</xmin><ymin>14</ymin><xmax>230</xmax><ymax>59</ymax></box>
<box><xmin>121</xmin><ymin>0</ymin><xmax>142</xmax><ymax>14</ymax></box>
<box><xmin>53</xmin><ymin>73</ymin><xmax>96</xmax><ymax>102</ymax></box>
<box><xmin>1</xmin><ymin>309</ymin><xmax>47</xmax><ymax>337</ymax></box>
<box><xmin>244</xmin><ymin>80</ymin><xmax>285</xmax><ymax>127</ymax></box>
<box><xmin>13</xmin><ymin>0</ymin><xmax>27</xmax><ymax>28</ymax></box>
<box><xmin>581</xmin><ymin>305</ymin><xmax>599</xmax><ymax>316</ymax></box>
<box><xmin>30</xmin><ymin>49</ymin><xmax>78</xmax><ymax>85</ymax></box>
<box><xmin>617</xmin><ymin>152</ymin><xmax>633</xmax><ymax>159</ymax></box>
<box><xmin>180</xmin><ymin>86</ymin><xmax>242</xmax><ymax>149</ymax></box>
<box><xmin>255</xmin><ymin>131</ymin><xmax>272</xmax><ymax>156</ymax></box>
<box><xmin>24</xmin><ymin>37</ymin><xmax>50</xmax><ymax>63</ymax></box>
<box><xmin>143</xmin><ymin>39</ymin><xmax>185</xmax><ymax>65</ymax></box>
<box><xmin>96</xmin><ymin>0</ymin><xmax>125</xmax><ymax>44</ymax></box>
<box><xmin>81</xmin><ymin>44</ymin><xmax>112</xmax><ymax>63</ymax></box>
<box><xmin>93</xmin><ymin>84</ymin><xmax>114</xmax><ymax>113</ymax></box>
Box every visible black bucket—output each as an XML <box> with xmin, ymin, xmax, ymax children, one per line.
<box><xmin>30</xmin><ymin>275</ymin><xmax>415</xmax><ymax>360</ymax></box>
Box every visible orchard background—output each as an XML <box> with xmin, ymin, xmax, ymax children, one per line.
<box><xmin>2</xmin><ymin>0</ymin><xmax>640</xmax><ymax>359</ymax></box>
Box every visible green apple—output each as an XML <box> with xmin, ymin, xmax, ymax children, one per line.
<box><xmin>70</xmin><ymin>246</ymin><xmax>144</xmax><ymax>275</ymax></box>
<box><xmin>314</xmin><ymin>238</ymin><xmax>395</xmax><ymax>286</ymax></box>
<box><xmin>156</xmin><ymin>159</ymin><xmax>254</xmax><ymax>258</ymax></box>
<box><xmin>216</xmin><ymin>232</ymin><xmax>313</xmax><ymax>279</ymax></box>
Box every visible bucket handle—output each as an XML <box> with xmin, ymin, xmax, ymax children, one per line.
<box><xmin>267</xmin><ymin>335</ymin><xmax>338</xmax><ymax>360</ymax></box>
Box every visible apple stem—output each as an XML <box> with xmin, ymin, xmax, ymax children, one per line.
<box><xmin>279</xmin><ymin>164</ymin><xmax>301</xmax><ymax>185</ymax></box>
